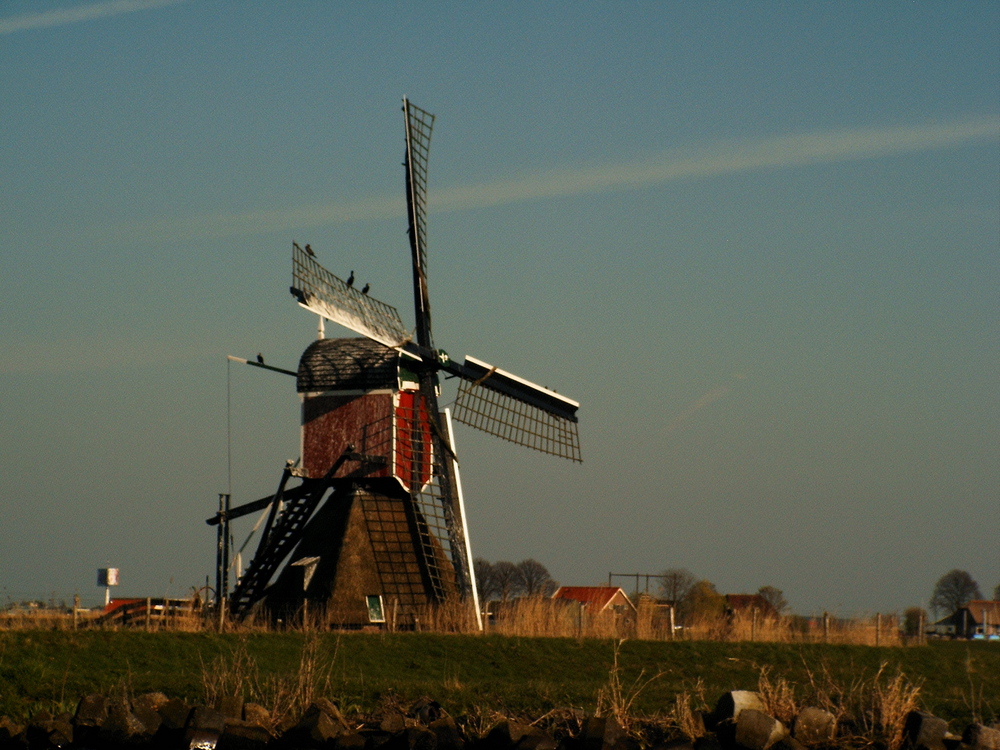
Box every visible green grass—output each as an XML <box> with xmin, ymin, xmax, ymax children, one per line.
<box><xmin>0</xmin><ymin>631</ymin><xmax>996</xmax><ymax>728</ymax></box>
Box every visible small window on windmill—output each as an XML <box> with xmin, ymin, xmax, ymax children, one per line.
<box><xmin>366</xmin><ymin>595</ymin><xmax>386</xmax><ymax>623</ymax></box>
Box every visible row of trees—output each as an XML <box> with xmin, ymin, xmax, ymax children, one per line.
<box><xmin>655</xmin><ymin>568</ymin><xmax>788</xmax><ymax>624</ymax></box>
<box><xmin>929</xmin><ymin>569</ymin><xmax>1000</xmax><ymax>616</ymax></box>
<box><xmin>474</xmin><ymin>558</ymin><xmax>557</xmax><ymax>601</ymax></box>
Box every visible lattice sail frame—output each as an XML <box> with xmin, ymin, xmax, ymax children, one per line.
<box><xmin>403</xmin><ymin>98</ymin><xmax>435</xmax><ymax>342</ymax></box>
<box><xmin>453</xmin><ymin>378</ymin><xmax>582</xmax><ymax>462</ymax></box>
<box><xmin>292</xmin><ymin>243</ymin><xmax>410</xmax><ymax>348</ymax></box>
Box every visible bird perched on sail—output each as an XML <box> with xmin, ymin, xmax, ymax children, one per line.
<box><xmin>304</xmin><ymin>243</ymin><xmax>315</xmax><ymax>258</ymax></box>
<box><xmin>361</xmin><ymin>283</ymin><xmax>370</xmax><ymax>295</ymax></box>
<box><xmin>346</xmin><ymin>271</ymin><xmax>355</xmax><ymax>288</ymax></box>
<box><xmin>257</xmin><ymin>353</ymin><xmax>265</xmax><ymax>364</ymax></box>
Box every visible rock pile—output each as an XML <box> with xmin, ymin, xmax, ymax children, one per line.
<box><xmin>0</xmin><ymin>689</ymin><xmax>996</xmax><ymax>750</ymax></box>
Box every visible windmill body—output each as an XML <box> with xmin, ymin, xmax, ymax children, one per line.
<box><xmin>222</xmin><ymin>99</ymin><xmax>580</xmax><ymax>627</ymax></box>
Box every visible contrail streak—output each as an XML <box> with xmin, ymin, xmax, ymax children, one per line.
<box><xmin>0</xmin><ymin>0</ymin><xmax>187</xmax><ymax>35</ymax></box>
<box><xmin>664</xmin><ymin>385</ymin><xmax>733</xmax><ymax>435</ymax></box>
<box><xmin>109</xmin><ymin>115</ymin><xmax>999</xmax><ymax>242</ymax></box>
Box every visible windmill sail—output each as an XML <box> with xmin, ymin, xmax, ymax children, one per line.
<box><xmin>403</xmin><ymin>98</ymin><xmax>435</xmax><ymax>349</ymax></box>
<box><xmin>452</xmin><ymin>356</ymin><xmax>582</xmax><ymax>462</ymax></box>
<box><xmin>291</xmin><ymin>243</ymin><xmax>411</xmax><ymax>348</ymax></box>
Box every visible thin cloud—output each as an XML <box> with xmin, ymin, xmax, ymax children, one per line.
<box><xmin>435</xmin><ymin>116</ymin><xmax>1000</xmax><ymax>213</ymax></box>
<box><xmin>0</xmin><ymin>0</ymin><xmax>186</xmax><ymax>35</ymax></box>
<box><xmin>113</xmin><ymin>116</ymin><xmax>999</xmax><ymax>242</ymax></box>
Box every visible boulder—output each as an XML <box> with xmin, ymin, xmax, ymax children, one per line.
<box><xmin>903</xmin><ymin>712</ymin><xmax>948</xmax><ymax>750</ymax></box>
<box><xmin>217</xmin><ymin>697</ymin><xmax>245</xmax><ymax>722</ymax></box>
<box><xmin>335</xmin><ymin>733</ymin><xmax>367</xmax><ymax>750</ymax></box>
<box><xmin>380</xmin><ymin>713</ymin><xmax>407</xmax><ymax>734</ymax></box>
<box><xmin>768</xmin><ymin>738</ymin><xmax>806</xmax><ymax>750</ymax></box>
<box><xmin>186</xmin><ymin>706</ymin><xmax>228</xmax><ymax>750</ymax></box>
<box><xmin>429</xmin><ymin>716</ymin><xmax>464</xmax><ymax>750</ymax></box>
<box><xmin>71</xmin><ymin>694</ymin><xmax>107</xmax><ymax>746</ymax></box>
<box><xmin>134</xmin><ymin>692</ymin><xmax>170</xmax><ymax>712</ymax></box>
<box><xmin>288</xmin><ymin>710</ymin><xmax>343</xmax><ymax>747</ymax></box>
<box><xmin>72</xmin><ymin>694</ymin><xmax>107</xmax><ymax>728</ymax></box>
<box><xmin>484</xmin><ymin>721</ymin><xmax>536</xmax><ymax>750</ymax></box>
<box><xmin>100</xmin><ymin>698</ymin><xmax>151</xmax><ymax>745</ymax></box>
<box><xmin>650</xmin><ymin>740</ymin><xmax>695</xmax><ymax>750</ymax></box>
<box><xmin>515</xmin><ymin>728</ymin><xmax>557</xmax><ymax>750</ymax></box>
<box><xmin>243</xmin><ymin>704</ymin><xmax>273</xmax><ymax>733</ymax></box>
<box><xmin>733</xmin><ymin>710</ymin><xmax>786</xmax><ymax>750</ymax></box>
<box><xmin>790</xmin><ymin>708</ymin><xmax>835</xmax><ymax>745</ymax></box>
<box><xmin>132</xmin><ymin>694</ymin><xmax>166</xmax><ymax>737</ymax></box>
<box><xmin>692</xmin><ymin>735</ymin><xmax>723</xmax><ymax>750</ymax></box>
<box><xmin>0</xmin><ymin>716</ymin><xmax>25</xmax><ymax>750</ymax></box>
<box><xmin>218</xmin><ymin>719</ymin><xmax>272</xmax><ymax>750</ymax></box>
<box><xmin>25</xmin><ymin>712</ymin><xmax>72</xmax><ymax>750</ymax></box>
<box><xmin>712</xmin><ymin>693</ymin><xmax>765</xmax><ymax>729</ymax></box>
<box><xmin>284</xmin><ymin>701</ymin><xmax>353</xmax><ymax>748</ymax></box>
<box><xmin>159</xmin><ymin>699</ymin><xmax>194</xmax><ymax>732</ymax></box>
<box><xmin>964</xmin><ymin>724</ymin><xmax>1000</xmax><ymax>750</ymax></box>
<box><xmin>580</xmin><ymin>716</ymin><xmax>624</xmax><ymax>750</ymax></box>
<box><xmin>410</xmin><ymin>700</ymin><xmax>444</xmax><ymax>726</ymax></box>
<box><xmin>384</xmin><ymin>726</ymin><xmax>438</xmax><ymax>750</ymax></box>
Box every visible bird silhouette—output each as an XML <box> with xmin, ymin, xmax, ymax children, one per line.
<box><xmin>346</xmin><ymin>271</ymin><xmax>355</xmax><ymax>288</ymax></box>
<box><xmin>257</xmin><ymin>353</ymin><xmax>264</xmax><ymax>364</ymax></box>
<box><xmin>304</xmin><ymin>243</ymin><xmax>315</xmax><ymax>258</ymax></box>
<box><xmin>361</xmin><ymin>283</ymin><xmax>370</xmax><ymax>295</ymax></box>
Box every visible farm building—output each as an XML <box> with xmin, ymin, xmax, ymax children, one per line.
<box><xmin>552</xmin><ymin>586</ymin><xmax>636</xmax><ymax>615</ymax></box>
<box><xmin>931</xmin><ymin>600</ymin><xmax>1000</xmax><ymax>639</ymax></box>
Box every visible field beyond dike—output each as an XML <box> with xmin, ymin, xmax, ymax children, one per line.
<box><xmin>0</xmin><ymin>632</ymin><xmax>996</xmax><ymax>739</ymax></box>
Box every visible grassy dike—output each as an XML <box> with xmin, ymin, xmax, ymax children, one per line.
<box><xmin>0</xmin><ymin>631</ymin><xmax>996</xmax><ymax>726</ymax></box>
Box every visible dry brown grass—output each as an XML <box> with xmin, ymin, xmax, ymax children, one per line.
<box><xmin>756</xmin><ymin>666</ymin><xmax>798</xmax><ymax>726</ymax></box>
<box><xmin>594</xmin><ymin>640</ymin><xmax>665</xmax><ymax>734</ymax></box>
<box><xmin>666</xmin><ymin>679</ymin><xmax>709</xmax><ymax>741</ymax></box>
<box><xmin>200</xmin><ymin>632</ymin><xmax>340</xmax><ymax>727</ymax></box>
<box><xmin>488</xmin><ymin>597</ymin><xmax>633</xmax><ymax>639</ymax></box>
<box><xmin>2</xmin><ymin>596</ymin><xmax>910</xmax><ymax>651</ymax></box>
<box><xmin>748</xmin><ymin>659</ymin><xmax>921</xmax><ymax>750</ymax></box>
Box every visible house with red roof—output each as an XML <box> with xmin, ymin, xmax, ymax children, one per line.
<box><xmin>551</xmin><ymin>586</ymin><xmax>635</xmax><ymax>615</ymax></box>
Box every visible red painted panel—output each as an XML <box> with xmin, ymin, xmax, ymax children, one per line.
<box><xmin>301</xmin><ymin>393</ymin><xmax>394</xmax><ymax>478</ymax></box>
<box><xmin>393</xmin><ymin>391</ymin><xmax>432</xmax><ymax>491</ymax></box>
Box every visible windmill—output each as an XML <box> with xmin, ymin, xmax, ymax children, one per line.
<box><xmin>213</xmin><ymin>99</ymin><xmax>581</xmax><ymax>627</ymax></box>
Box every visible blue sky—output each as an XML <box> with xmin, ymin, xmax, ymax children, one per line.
<box><xmin>2</xmin><ymin>1</ymin><xmax>997</xmax><ymax>614</ymax></box>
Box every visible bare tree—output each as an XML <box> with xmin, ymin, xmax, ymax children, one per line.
<box><xmin>516</xmin><ymin>559</ymin><xmax>557</xmax><ymax>597</ymax></box>
<box><xmin>492</xmin><ymin>560</ymin><xmax>523</xmax><ymax>601</ymax></box>
<box><xmin>473</xmin><ymin>558</ymin><xmax>500</xmax><ymax>602</ymax></box>
<box><xmin>659</xmin><ymin>568</ymin><xmax>696</xmax><ymax>604</ymax></box>
<box><xmin>930</xmin><ymin>569</ymin><xmax>981</xmax><ymax>616</ymax></box>
<box><xmin>757</xmin><ymin>585</ymin><xmax>788</xmax><ymax>615</ymax></box>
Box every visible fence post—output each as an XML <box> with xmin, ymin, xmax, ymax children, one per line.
<box><xmin>669</xmin><ymin>605</ymin><xmax>676</xmax><ymax>641</ymax></box>
<box><xmin>751</xmin><ymin>608</ymin><xmax>757</xmax><ymax>642</ymax></box>
<box><xmin>875</xmin><ymin>613</ymin><xmax>881</xmax><ymax>646</ymax></box>
<box><xmin>145</xmin><ymin>598</ymin><xmax>151</xmax><ymax>630</ymax></box>
<box><xmin>919</xmin><ymin>610</ymin><xmax>925</xmax><ymax>644</ymax></box>
<box><xmin>823</xmin><ymin>612</ymin><xmax>829</xmax><ymax>643</ymax></box>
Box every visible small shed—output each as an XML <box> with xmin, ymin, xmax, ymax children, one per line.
<box><xmin>552</xmin><ymin>586</ymin><xmax>635</xmax><ymax>614</ymax></box>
